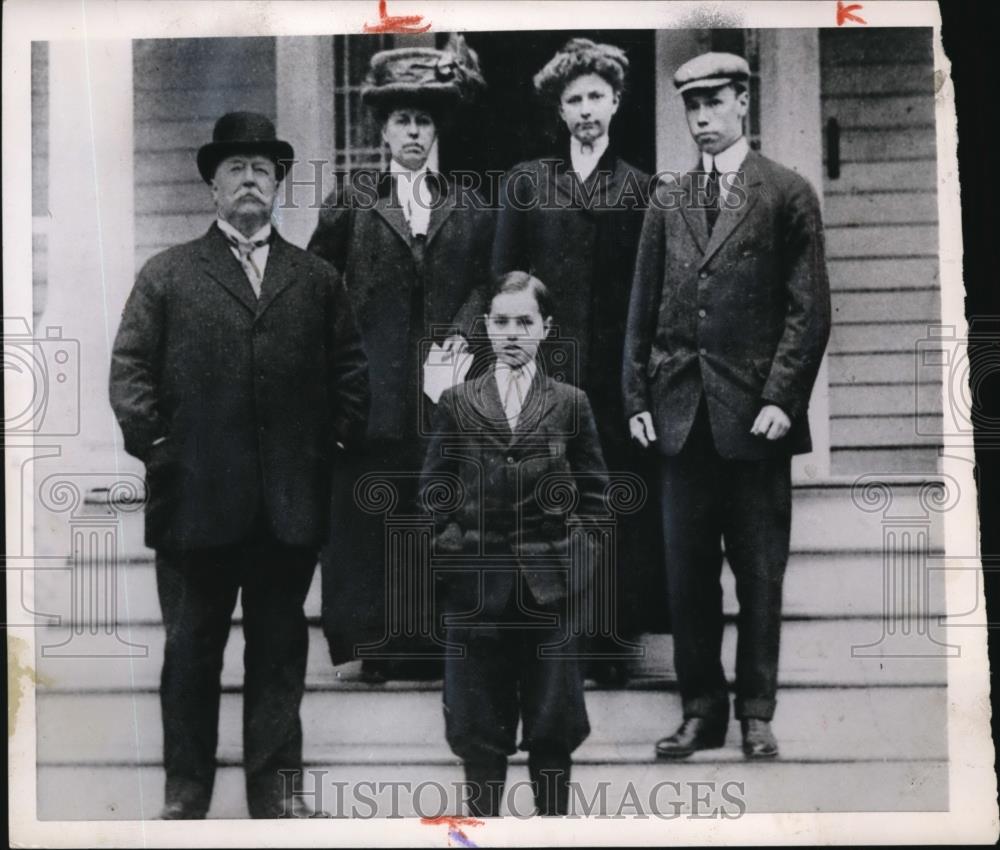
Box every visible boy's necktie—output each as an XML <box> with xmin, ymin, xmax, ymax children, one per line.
<box><xmin>502</xmin><ymin>367</ymin><xmax>527</xmax><ymax>430</ymax></box>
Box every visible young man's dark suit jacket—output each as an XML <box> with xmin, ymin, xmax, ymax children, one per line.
<box><xmin>621</xmin><ymin>149</ymin><xmax>831</xmax><ymax>722</ymax></box>
<box><xmin>623</xmin><ymin>149</ymin><xmax>831</xmax><ymax>458</ymax></box>
<box><xmin>421</xmin><ymin>371</ymin><xmax>609</xmax><ymax>620</ymax></box>
<box><xmin>110</xmin><ymin>222</ymin><xmax>369</xmax><ymax>551</ymax></box>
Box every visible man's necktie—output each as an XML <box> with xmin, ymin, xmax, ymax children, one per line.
<box><xmin>705</xmin><ymin>167</ymin><xmax>721</xmax><ymax>236</ymax></box>
<box><xmin>225</xmin><ymin>234</ymin><xmax>268</xmax><ymax>298</ymax></box>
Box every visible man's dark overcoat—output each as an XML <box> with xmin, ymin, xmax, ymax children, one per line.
<box><xmin>110</xmin><ymin>223</ymin><xmax>369</xmax><ymax>552</ymax></box>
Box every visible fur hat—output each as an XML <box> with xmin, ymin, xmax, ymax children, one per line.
<box><xmin>362</xmin><ymin>33</ymin><xmax>485</xmax><ymax>114</ymax></box>
<box><xmin>533</xmin><ymin>38</ymin><xmax>630</xmax><ymax>104</ymax></box>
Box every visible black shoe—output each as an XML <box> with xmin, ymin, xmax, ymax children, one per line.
<box><xmin>274</xmin><ymin>796</ymin><xmax>332</xmax><ymax>818</ymax></box>
<box><xmin>158</xmin><ymin>801</ymin><xmax>207</xmax><ymax>820</ymax></box>
<box><xmin>741</xmin><ymin>719</ymin><xmax>779</xmax><ymax>760</ymax></box>
<box><xmin>588</xmin><ymin>660</ymin><xmax>631</xmax><ymax>688</ymax></box>
<box><xmin>360</xmin><ymin>659</ymin><xmax>388</xmax><ymax>684</ymax></box>
<box><xmin>655</xmin><ymin>717</ymin><xmax>727</xmax><ymax>759</ymax></box>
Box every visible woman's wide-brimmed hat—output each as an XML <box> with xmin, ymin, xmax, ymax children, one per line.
<box><xmin>362</xmin><ymin>33</ymin><xmax>485</xmax><ymax>113</ymax></box>
<box><xmin>196</xmin><ymin>111</ymin><xmax>295</xmax><ymax>184</ymax></box>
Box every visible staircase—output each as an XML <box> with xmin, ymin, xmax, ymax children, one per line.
<box><xmin>32</xmin><ymin>478</ymin><xmax>951</xmax><ymax>819</ymax></box>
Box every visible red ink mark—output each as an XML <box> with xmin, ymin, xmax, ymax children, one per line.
<box><xmin>421</xmin><ymin>816</ymin><xmax>484</xmax><ymax>847</ymax></box>
<box><xmin>836</xmin><ymin>0</ymin><xmax>866</xmax><ymax>25</ymax></box>
<box><xmin>363</xmin><ymin>0</ymin><xmax>432</xmax><ymax>34</ymax></box>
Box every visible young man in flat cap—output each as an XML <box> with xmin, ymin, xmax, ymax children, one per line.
<box><xmin>110</xmin><ymin>112</ymin><xmax>369</xmax><ymax>818</ymax></box>
<box><xmin>622</xmin><ymin>53</ymin><xmax>831</xmax><ymax>759</ymax></box>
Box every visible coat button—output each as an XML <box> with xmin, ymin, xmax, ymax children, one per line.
<box><xmin>699</xmin><ymin>271</ymin><xmax>708</xmax><ymax>280</ymax></box>
<box><xmin>698</xmin><ymin>309</ymin><xmax>707</xmax><ymax>318</ymax></box>
<box><xmin>506</xmin><ymin>456</ymin><xmax>514</xmax><ymax>464</ymax></box>
<box><xmin>699</xmin><ymin>347</ymin><xmax>707</xmax><ymax>355</ymax></box>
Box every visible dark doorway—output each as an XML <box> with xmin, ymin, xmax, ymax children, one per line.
<box><xmin>439</xmin><ymin>30</ymin><xmax>656</xmax><ymax>179</ymax></box>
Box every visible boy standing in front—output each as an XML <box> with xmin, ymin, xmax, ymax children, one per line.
<box><xmin>422</xmin><ymin>272</ymin><xmax>609</xmax><ymax>816</ymax></box>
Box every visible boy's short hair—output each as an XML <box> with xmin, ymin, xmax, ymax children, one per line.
<box><xmin>490</xmin><ymin>271</ymin><xmax>555</xmax><ymax>319</ymax></box>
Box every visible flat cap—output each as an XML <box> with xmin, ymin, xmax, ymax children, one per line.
<box><xmin>673</xmin><ymin>52</ymin><xmax>750</xmax><ymax>95</ymax></box>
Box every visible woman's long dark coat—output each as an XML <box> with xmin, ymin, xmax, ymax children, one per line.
<box><xmin>309</xmin><ymin>171</ymin><xmax>495</xmax><ymax>664</ymax></box>
<box><xmin>491</xmin><ymin>145</ymin><xmax>668</xmax><ymax>634</ymax></box>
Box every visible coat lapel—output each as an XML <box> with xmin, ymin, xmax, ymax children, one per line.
<box><xmin>509</xmin><ymin>371</ymin><xmax>558</xmax><ymax>447</ymax></box>
<box><xmin>679</xmin><ymin>169</ymin><xmax>709</xmax><ymax>254</ymax></box>
<box><xmin>255</xmin><ymin>232</ymin><xmax>300</xmax><ymax>319</ymax></box>
<box><xmin>424</xmin><ymin>174</ymin><xmax>455</xmax><ymax>247</ymax></box>
<box><xmin>373</xmin><ymin>174</ymin><xmax>414</xmax><ymax>249</ymax></box>
<box><xmin>699</xmin><ymin>150</ymin><xmax>763</xmax><ymax>269</ymax></box>
<box><xmin>198</xmin><ymin>224</ymin><xmax>258</xmax><ymax>314</ymax></box>
<box><xmin>466</xmin><ymin>372</ymin><xmax>513</xmax><ymax>445</ymax></box>
<box><xmin>550</xmin><ymin>145</ymin><xmax>625</xmax><ymax>216</ymax></box>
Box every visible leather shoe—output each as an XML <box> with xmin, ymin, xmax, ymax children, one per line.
<box><xmin>655</xmin><ymin>717</ymin><xmax>727</xmax><ymax>759</ymax></box>
<box><xmin>741</xmin><ymin>719</ymin><xmax>779</xmax><ymax>759</ymax></box>
<box><xmin>158</xmin><ymin>801</ymin><xmax>207</xmax><ymax>820</ymax></box>
<box><xmin>589</xmin><ymin>660</ymin><xmax>631</xmax><ymax>688</ymax></box>
<box><xmin>276</xmin><ymin>796</ymin><xmax>332</xmax><ymax>818</ymax></box>
<box><xmin>360</xmin><ymin>659</ymin><xmax>388</xmax><ymax>684</ymax></box>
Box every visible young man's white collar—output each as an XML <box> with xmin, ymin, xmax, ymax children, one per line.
<box><xmin>701</xmin><ymin>136</ymin><xmax>749</xmax><ymax>204</ymax></box>
<box><xmin>701</xmin><ymin>135</ymin><xmax>749</xmax><ymax>176</ymax></box>
<box><xmin>570</xmin><ymin>134</ymin><xmax>609</xmax><ymax>182</ymax></box>
<box><xmin>390</xmin><ymin>158</ymin><xmax>433</xmax><ymax>236</ymax></box>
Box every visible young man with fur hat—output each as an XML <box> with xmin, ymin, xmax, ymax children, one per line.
<box><xmin>110</xmin><ymin>112</ymin><xmax>369</xmax><ymax>818</ymax></box>
<box><xmin>308</xmin><ymin>36</ymin><xmax>495</xmax><ymax>681</ymax></box>
<box><xmin>622</xmin><ymin>53</ymin><xmax>831</xmax><ymax>760</ymax></box>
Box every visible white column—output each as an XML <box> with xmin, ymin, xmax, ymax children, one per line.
<box><xmin>274</xmin><ymin>37</ymin><xmax>335</xmax><ymax>248</ymax></box>
<box><xmin>46</xmin><ymin>38</ymin><xmax>136</xmax><ymax>474</ymax></box>
<box><xmin>758</xmin><ymin>29</ymin><xmax>831</xmax><ymax>481</ymax></box>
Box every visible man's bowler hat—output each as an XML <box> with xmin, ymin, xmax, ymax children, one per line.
<box><xmin>196</xmin><ymin>112</ymin><xmax>294</xmax><ymax>183</ymax></box>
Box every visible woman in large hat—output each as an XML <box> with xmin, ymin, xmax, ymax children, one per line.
<box><xmin>492</xmin><ymin>38</ymin><xmax>667</xmax><ymax>683</ymax></box>
<box><xmin>309</xmin><ymin>35</ymin><xmax>494</xmax><ymax>681</ymax></box>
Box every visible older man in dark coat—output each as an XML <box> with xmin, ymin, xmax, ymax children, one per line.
<box><xmin>622</xmin><ymin>54</ymin><xmax>831</xmax><ymax>760</ymax></box>
<box><xmin>109</xmin><ymin>112</ymin><xmax>368</xmax><ymax>819</ymax></box>
<box><xmin>308</xmin><ymin>37</ymin><xmax>494</xmax><ymax>677</ymax></box>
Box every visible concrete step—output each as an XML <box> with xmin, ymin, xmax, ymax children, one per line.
<box><xmin>35</xmin><ymin>618</ymin><xmax>948</xmax><ymax>692</ymax></box>
<box><xmin>34</xmin><ymin>477</ymin><xmax>948</xmax><ymax>562</ymax></box>
<box><xmin>28</xmin><ymin>551</ymin><xmax>950</xmax><ymax>630</ymax></box>
<box><xmin>36</xmin><ymin>686</ymin><xmax>947</xmax><ymax>766</ymax></box>
<box><xmin>37</xmin><ymin>757</ymin><xmax>948</xmax><ymax>820</ymax></box>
